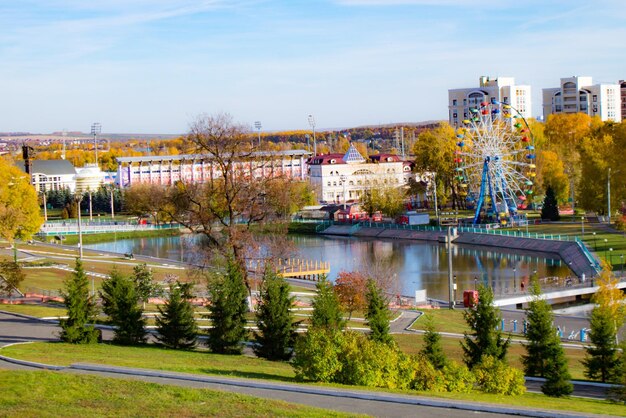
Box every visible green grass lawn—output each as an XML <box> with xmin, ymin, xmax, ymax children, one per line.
<box><xmin>0</xmin><ymin>371</ymin><xmax>357</xmax><ymax>418</ymax></box>
<box><xmin>1</xmin><ymin>343</ymin><xmax>622</xmax><ymax>417</ymax></box>
<box><xmin>393</xmin><ymin>333</ymin><xmax>588</xmax><ymax>381</ymax></box>
<box><xmin>1</xmin><ymin>343</ymin><xmax>297</xmax><ymax>382</ymax></box>
<box><xmin>409</xmin><ymin>309</ymin><xmax>469</xmax><ymax>334</ymax></box>
<box><xmin>0</xmin><ymin>304</ymin><xmax>66</xmax><ymax>318</ymax></box>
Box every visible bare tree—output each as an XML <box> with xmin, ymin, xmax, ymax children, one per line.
<box><xmin>167</xmin><ymin>113</ymin><xmax>297</xmax><ymax>289</ymax></box>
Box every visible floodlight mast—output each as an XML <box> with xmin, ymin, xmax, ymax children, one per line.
<box><xmin>91</xmin><ymin>123</ymin><xmax>101</xmax><ymax>166</ymax></box>
<box><xmin>308</xmin><ymin>115</ymin><xmax>316</xmax><ymax>156</ymax></box>
<box><xmin>254</xmin><ymin>121</ymin><xmax>262</xmax><ymax>147</ymax></box>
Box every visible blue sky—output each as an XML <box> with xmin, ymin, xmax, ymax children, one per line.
<box><xmin>1</xmin><ymin>0</ymin><xmax>624</xmax><ymax>134</ymax></box>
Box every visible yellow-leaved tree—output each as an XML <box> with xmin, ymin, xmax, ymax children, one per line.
<box><xmin>0</xmin><ymin>158</ymin><xmax>44</xmax><ymax>245</ymax></box>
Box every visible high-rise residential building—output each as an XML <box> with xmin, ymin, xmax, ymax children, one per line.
<box><xmin>619</xmin><ymin>80</ymin><xmax>626</xmax><ymax>120</ymax></box>
<box><xmin>448</xmin><ymin>76</ymin><xmax>532</xmax><ymax>128</ymax></box>
<box><xmin>542</xmin><ymin>76</ymin><xmax>621</xmax><ymax>122</ymax></box>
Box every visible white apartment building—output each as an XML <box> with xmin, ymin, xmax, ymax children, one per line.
<box><xmin>448</xmin><ymin>76</ymin><xmax>532</xmax><ymax>128</ymax></box>
<box><xmin>308</xmin><ymin>144</ymin><xmax>417</xmax><ymax>204</ymax></box>
<box><xmin>619</xmin><ymin>80</ymin><xmax>626</xmax><ymax>121</ymax></box>
<box><xmin>542</xmin><ymin>76</ymin><xmax>621</xmax><ymax>122</ymax></box>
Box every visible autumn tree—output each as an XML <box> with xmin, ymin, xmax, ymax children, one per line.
<box><xmin>123</xmin><ymin>183</ymin><xmax>173</xmax><ymax>224</ymax></box>
<box><xmin>543</xmin><ymin>113</ymin><xmax>594</xmax><ymax>208</ymax></box>
<box><xmin>167</xmin><ymin>113</ymin><xmax>305</xmax><ymax>289</ymax></box>
<box><xmin>0</xmin><ymin>261</ymin><xmax>25</xmax><ymax>297</ymax></box>
<box><xmin>265</xmin><ymin>179</ymin><xmax>316</xmax><ymax>218</ymax></box>
<box><xmin>413</xmin><ymin>123</ymin><xmax>461</xmax><ymax>208</ymax></box>
<box><xmin>537</xmin><ymin>150</ymin><xmax>569</xmax><ymax>203</ymax></box>
<box><xmin>334</xmin><ymin>271</ymin><xmax>368</xmax><ymax>320</ymax></box>
<box><xmin>0</xmin><ymin>158</ymin><xmax>43</xmax><ymax>248</ymax></box>
<box><xmin>578</xmin><ymin>121</ymin><xmax>626</xmax><ymax>213</ymax></box>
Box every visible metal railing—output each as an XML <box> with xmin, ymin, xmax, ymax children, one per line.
<box><xmin>314</xmin><ymin>220</ymin><xmax>577</xmax><ymax>242</ymax></box>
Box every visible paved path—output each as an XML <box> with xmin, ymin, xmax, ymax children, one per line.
<box><xmin>0</xmin><ymin>310</ymin><xmax>618</xmax><ymax>412</ymax></box>
<box><xmin>0</xmin><ymin>358</ymin><xmax>601</xmax><ymax>418</ymax></box>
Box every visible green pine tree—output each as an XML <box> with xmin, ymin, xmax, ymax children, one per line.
<box><xmin>100</xmin><ymin>269</ymin><xmax>146</xmax><ymax>345</ymax></box>
<box><xmin>156</xmin><ymin>282</ymin><xmax>198</xmax><ymax>349</ymax></box>
<box><xmin>310</xmin><ymin>275</ymin><xmax>345</xmax><ymax>330</ymax></box>
<box><xmin>206</xmin><ymin>258</ymin><xmax>249</xmax><ymax>354</ymax></box>
<box><xmin>542</xmin><ymin>338</ymin><xmax>573</xmax><ymax>397</ymax></box>
<box><xmin>420</xmin><ymin>314</ymin><xmax>447</xmax><ymax>369</ymax></box>
<box><xmin>132</xmin><ymin>263</ymin><xmax>160</xmax><ymax>309</ymax></box>
<box><xmin>461</xmin><ymin>284</ymin><xmax>510</xmax><ymax>368</ymax></box>
<box><xmin>541</xmin><ymin>186</ymin><xmax>560</xmax><ymax>221</ymax></box>
<box><xmin>254</xmin><ymin>266</ymin><xmax>299</xmax><ymax>360</ymax></box>
<box><xmin>59</xmin><ymin>259</ymin><xmax>100</xmax><ymax>344</ymax></box>
<box><xmin>522</xmin><ymin>280</ymin><xmax>572</xmax><ymax>396</ymax></box>
<box><xmin>583</xmin><ymin>305</ymin><xmax>621</xmax><ymax>383</ymax></box>
<box><xmin>365</xmin><ymin>279</ymin><xmax>392</xmax><ymax>344</ymax></box>
<box><xmin>522</xmin><ymin>279</ymin><xmax>557</xmax><ymax>377</ymax></box>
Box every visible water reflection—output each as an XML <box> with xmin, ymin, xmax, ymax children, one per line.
<box><xmin>86</xmin><ymin>234</ymin><xmax>570</xmax><ymax>300</ymax></box>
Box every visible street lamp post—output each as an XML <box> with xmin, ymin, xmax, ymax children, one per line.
<box><xmin>609</xmin><ymin>248</ymin><xmax>614</xmax><ymax>266</ymax></box>
<box><xmin>308</xmin><ymin>115</ymin><xmax>316</xmax><ymax>156</ymax></box>
<box><xmin>447</xmin><ymin>227</ymin><xmax>454</xmax><ymax>309</ymax></box>
<box><xmin>340</xmin><ymin>174</ymin><xmax>347</xmax><ymax>210</ymax></box>
<box><xmin>453</xmin><ymin>275</ymin><xmax>457</xmax><ymax>304</ymax></box>
<box><xmin>604</xmin><ymin>238</ymin><xmax>608</xmax><ymax>261</ymax></box>
<box><xmin>110</xmin><ymin>187</ymin><xmax>115</xmax><ymax>219</ymax></box>
<box><xmin>606</xmin><ymin>167</ymin><xmax>611</xmax><ymax>225</ymax></box>
<box><xmin>75</xmin><ymin>194</ymin><xmax>84</xmax><ymax>259</ymax></box>
<box><xmin>581</xmin><ymin>216</ymin><xmax>585</xmax><ymax>237</ymax></box>
<box><xmin>254</xmin><ymin>121</ymin><xmax>262</xmax><ymax>147</ymax></box>
<box><xmin>41</xmin><ymin>191</ymin><xmax>48</xmax><ymax>222</ymax></box>
<box><xmin>593</xmin><ymin>232</ymin><xmax>597</xmax><ymax>251</ymax></box>
<box><xmin>621</xmin><ymin>254</ymin><xmax>624</xmax><ymax>277</ymax></box>
<box><xmin>432</xmin><ymin>172</ymin><xmax>439</xmax><ymax>225</ymax></box>
<box><xmin>88</xmin><ymin>189</ymin><xmax>93</xmax><ymax>222</ymax></box>
<box><xmin>513</xmin><ymin>268</ymin><xmax>517</xmax><ymax>292</ymax></box>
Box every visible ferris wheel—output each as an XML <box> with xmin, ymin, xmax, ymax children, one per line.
<box><xmin>454</xmin><ymin>99</ymin><xmax>536</xmax><ymax>225</ymax></box>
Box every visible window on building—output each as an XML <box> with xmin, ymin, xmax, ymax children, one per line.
<box><xmin>593</xmin><ymin>95</ymin><xmax>597</xmax><ymax>102</ymax></box>
<box><xmin>452</xmin><ymin>99</ymin><xmax>457</xmax><ymax>106</ymax></box>
<box><xmin>453</xmin><ymin>112</ymin><xmax>457</xmax><ymax>118</ymax></box>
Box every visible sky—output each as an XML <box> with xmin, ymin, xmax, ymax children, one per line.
<box><xmin>1</xmin><ymin>0</ymin><xmax>624</xmax><ymax>134</ymax></box>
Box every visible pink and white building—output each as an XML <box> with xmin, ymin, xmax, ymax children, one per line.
<box><xmin>116</xmin><ymin>150</ymin><xmax>311</xmax><ymax>188</ymax></box>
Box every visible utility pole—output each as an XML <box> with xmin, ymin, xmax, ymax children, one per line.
<box><xmin>432</xmin><ymin>172</ymin><xmax>439</xmax><ymax>225</ymax></box>
<box><xmin>606</xmin><ymin>167</ymin><xmax>611</xmax><ymax>226</ymax></box>
<box><xmin>400</xmin><ymin>126</ymin><xmax>405</xmax><ymax>159</ymax></box>
<box><xmin>447</xmin><ymin>227</ymin><xmax>454</xmax><ymax>309</ymax></box>
<box><xmin>110</xmin><ymin>187</ymin><xmax>115</xmax><ymax>219</ymax></box>
<box><xmin>76</xmin><ymin>195</ymin><xmax>84</xmax><ymax>259</ymax></box>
